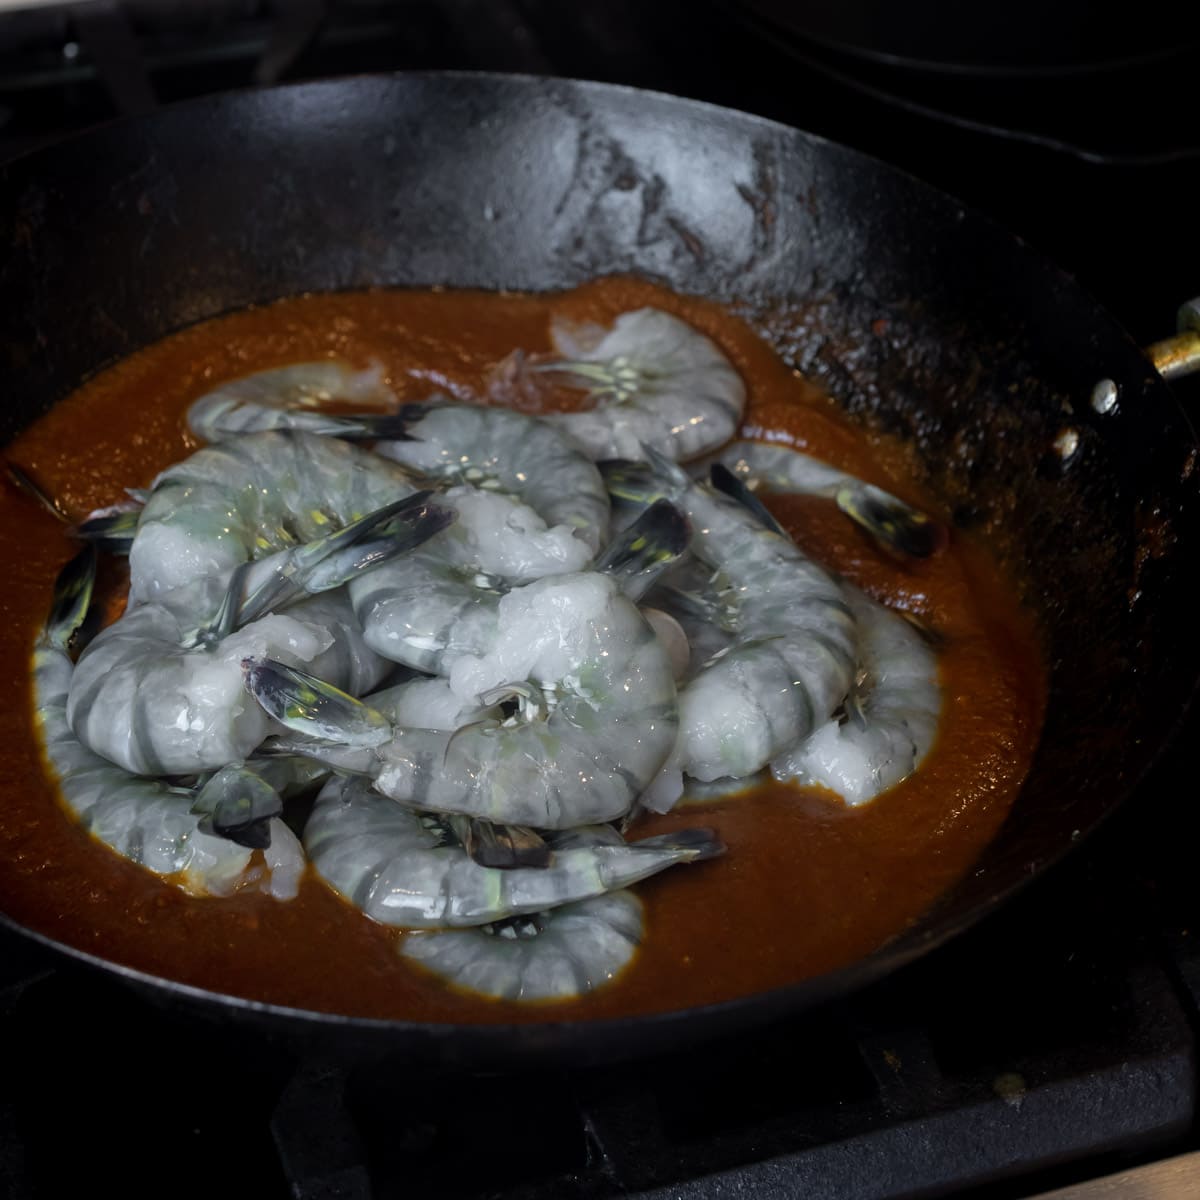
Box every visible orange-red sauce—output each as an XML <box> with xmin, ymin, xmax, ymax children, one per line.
<box><xmin>0</xmin><ymin>278</ymin><xmax>1044</xmax><ymax>1021</ymax></box>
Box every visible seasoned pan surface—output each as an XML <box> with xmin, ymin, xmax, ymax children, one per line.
<box><xmin>1</xmin><ymin>73</ymin><xmax>1197</xmax><ymax>1065</ymax></box>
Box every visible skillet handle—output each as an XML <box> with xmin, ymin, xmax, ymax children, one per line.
<box><xmin>1146</xmin><ymin>298</ymin><xmax>1200</xmax><ymax>379</ymax></box>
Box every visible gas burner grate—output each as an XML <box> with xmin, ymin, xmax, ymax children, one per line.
<box><xmin>3</xmin><ymin>829</ymin><xmax>1194</xmax><ymax>1200</ymax></box>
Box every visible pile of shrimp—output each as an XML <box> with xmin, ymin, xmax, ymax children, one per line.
<box><xmin>32</xmin><ymin>306</ymin><xmax>944</xmax><ymax>1004</ymax></box>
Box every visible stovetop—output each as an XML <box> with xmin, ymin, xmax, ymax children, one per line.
<box><xmin>1</xmin><ymin>3</ymin><xmax>1198</xmax><ymax>1198</ymax></box>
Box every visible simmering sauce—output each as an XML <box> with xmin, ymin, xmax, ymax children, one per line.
<box><xmin>0</xmin><ymin>278</ymin><xmax>1044</xmax><ymax>1021</ymax></box>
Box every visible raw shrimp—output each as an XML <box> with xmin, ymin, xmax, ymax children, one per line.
<box><xmin>68</xmin><ymin>495</ymin><xmax>450</xmax><ymax>775</ymax></box>
<box><xmin>34</xmin><ymin>549</ymin><xmax>303</xmax><ymax>899</ymax></box>
<box><xmin>350</xmin><ymin>496</ymin><xmax>688</xmax><ymax>676</ymax></box>
<box><xmin>68</xmin><ymin>579</ymin><xmax>383</xmax><ymax>775</ymax></box>
<box><xmin>645</xmin><ymin>558</ymin><xmax>737</xmax><ymax>671</ymax></box>
<box><xmin>490</xmin><ymin>308</ymin><xmax>745</xmax><ymax>462</ymax></box>
<box><xmin>248</xmin><ymin>569</ymin><xmax>681</xmax><ymax>829</ymax></box>
<box><xmin>191</xmin><ymin>399</ymin><xmax>611</xmax><ymax>579</ymax></box>
<box><xmin>401</xmin><ymin>890</ymin><xmax>644</xmax><ymax>1003</ymax></box>
<box><xmin>303</xmin><ymin>775</ymin><xmax>720</xmax><ymax>927</ymax></box>
<box><xmin>701</xmin><ymin>439</ymin><xmax>946</xmax><ymax>559</ymax></box>
<box><xmin>771</xmin><ymin>586</ymin><xmax>941</xmax><ymax>804</ymax></box>
<box><xmin>4</xmin><ymin>461</ymin><xmax>143</xmax><ymax>555</ymax></box>
<box><xmin>128</xmin><ymin>430</ymin><xmax>418</xmax><ymax>603</ymax></box>
<box><xmin>624</xmin><ymin>450</ymin><xmax>859</xmax><ymax>784</ymax></box>
<box><xmin>343</xmin><ymin>406</ymin><xmax>614</xmax><ymax>669</ymax></box>
<box><xmin>186</xmin><ymin>360</ymin><xmax>395</xmax><ymax>441</ymax></box>
<box><xmin>373</xmin><ymin>403</ymin><xmax>611</xmax><ymax>567</ymax></box>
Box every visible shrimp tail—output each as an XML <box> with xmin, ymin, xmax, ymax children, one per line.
<box><xmin>4</xmin><ymin>461</ymin><xmax>71</xmax><ymax>522</ymax></box>
<box><xmin>330</xmin><ymin>402</ymin><xmax>438</xmax><ymax>441</ymax></box>
<box><xmin>630</xmin><ymin>827</ymin><xmax>725</xmax><ymax>862</ymax></box>
<box><xmin>242</xmin><ymin>658</ymin><xmax>393</xmax><ymax>747</ymax></box>
<box><xmin>4</xmin><ymin>464</ymin><xmax>139</xmax><ymax>556</ymax></box>
<box><xmin>594</xmin><ymin>499</ymin><xmax>691</xmax><ymax>600</ymax></box>
<box><xmin>450</xmin><ymin>815</ymin><xmax>552</xmax><ymax>869</ymax></box>
<box><xmin>835</xmin><ymin>484</ymin><xmax>948</xmax><ymax>560</ymax></box>
<box><xmin>239</xmin><ymin>492</ymin><xmax>455</xmax><ymax>621</ymax></box>
<box><xmin>277</xmin><ymin>403</ymin><xmax>432</xmax><ymax>442</ymax></box>
<box><xmin>71</xmin><ymin>505</ymin><xmax>142</xmax><ymax>556</ymax></box>
<box><xmin>298</xmin><ymin>492</ymin><xmax>456</xmax><ymax>592</ymax></box>
<box><xmin>639</xmin><ymin>442</ymin><xmax>693</xmax><ymax>491</ymax></box>
<box><xmin>196</xmin><ymin>560</ymin><xmax>256</xmax><ymax>647</ymax></box>
<box><xmin>598</xmin><ymin>458</ymin><xmax>675</xmax><ymax>516</ymax></box>
<box><xmin>708</xmin><ymin>462</ymin><xmax>789</xmax><ymax>537</ymax></box>
<box><xmin>260</xmin><ymin>735</ymin><xmax>380</xmax><ymax>777</ymax></box>
<box><xmin>190</xmin><ymin>762</ymin><xmax>284</xmax><ymax>850</ymax></box>
<box><xmin>44</xmin><ymin>545</ymin><xmax>98</xmax><ymax>653</ymax></box>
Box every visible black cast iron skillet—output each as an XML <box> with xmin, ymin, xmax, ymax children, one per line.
<box><xmin>1</xmin><ymin>73</ymin><xmax>1198</xmax><ymax>1069</ymax></box>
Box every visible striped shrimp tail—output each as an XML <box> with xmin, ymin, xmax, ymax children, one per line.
<box><xmin>708</xmin><ymin>462</ymin><xmax>789</xmax><ymax>537</ymax></box>
<box><xmin>44</xmin><ymin>545</ymin><xmax>98</xmax><ymax>653</ymax></box>
<box><xmin>242</xmin><ymin>657</ymin><xmax>393</xmax><ymax>747</ymax></box>
<box><xmin>191</xmin><ymin>763</ymin><xmax>284</xmax><ymax>850</ymax></box>
<box><xmin>835</xmin><ymin>484</ymin><xmax>948</xmax><ymax>560</ymax></box>
<box><xmin>320</xmin><ymin>403</ymin><xmax>435</xmax><ymax>442</ymax></box>
<box><xmin>632</xmin><ymin>827</ymin><xmax>725</xmax><ymax>863</ymax></box>
<box><xmin>594</xmin><ymin>499</ymin><xmax>691</xmax><ymax>601</ymax></box>
<box><xmin>239</xmin><ymin>491</ymin><xmax>455</xmax><ymax>622</ymax></box>
<box><xmin>71</xmin><ymin>505</ymin><xmax>141</xmax><ymax>556</ymax></box>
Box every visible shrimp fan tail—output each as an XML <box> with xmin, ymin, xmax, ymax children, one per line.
<box><xmin>594</xmin><ymin>499</ymin><xmax>691</xmax><ymax>600</ymax></box>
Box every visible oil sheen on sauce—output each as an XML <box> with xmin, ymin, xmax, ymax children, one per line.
<box><xmin>0</xmin><ymin>278</ymin><xmax>1045</xmax><ymax>1023</ymax></box>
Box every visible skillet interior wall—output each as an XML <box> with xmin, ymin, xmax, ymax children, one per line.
<box><xmin>1</xmin><ymin>73</ymin><xmax>1197</xmax><ymax>950</ymax></box>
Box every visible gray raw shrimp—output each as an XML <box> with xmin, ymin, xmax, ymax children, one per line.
<box><xmin>346</xmin><ymin>404</ymin><xmax>616</xmax><ymax>670</ymax></box>
<box><xmin>373</xmin><ymin>403</ymin><xmax>611</xmax><ymax>573</ymax></box>
<box><xmin>68</xmin><ymin>495</ymin><xmax>450</xmax><ymax>775</ymax></box>
<box><xmin>700</xmin><ymin>439</ymin><xmax>946</xmax><ymax>559</ymax></box>
<box><xmin>645</xmin><ymin>557</ymin><xmax>737</xmax><ymax>670</ymax></box>
<box><xmin>770</xmin><ymin>586</ymin><xmax>941</xmax><ymax>804</ymax></box>
<box><xmin>68</xmin><ymin>576</ymin><xmax>383</xmax><ymax>776</ymax></box>
<box><xmin>350</xmin><ymin>494</ymin><xmax>687</xmax><ymax>678</ymax></box>
<box><xmin>491</xmin><ymin>307</ymin><xmax>745</xmax><ymax>462</ymax></box>
<box><xmin>626</xmin><ymin>451</ymin><xmax>859</xmax><ymax>785</ymax></box>
<box><xmin>34</xmin><ymin>549</ymin><xmax>303</xmax><ymax>899</ymax></box>
<box><xmin>191</xmin><ymin>398</ymin><xmax>611</xmax><ymax>580</ymax></box>
<box><xmin>304</xmin><ymin>774</ymin><xmax>719</xmax><ymax>928</ymax></box>
<box><xmin>129</xmin><ymin>430</ymin><xmax>417</xmax><ymax>604</ymax></box>
<box><xmin>186</xmin><ymin>360</ymin><xmax>395</xmax><ymax>441</ymax></box>
<box><xmin>401</xmin><ymin>890</ymin><xmax>644</xmax><ymax>1003</ymax></box>
<box><xmin>248</xmin><ymin>569</ymin><xmax>680</xmax><ymax>829</ymax></box>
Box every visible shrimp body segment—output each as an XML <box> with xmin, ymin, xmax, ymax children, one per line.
<box><xmin>771</xmin><ymin>587</ymin><xmax>941</xmax><ymax>804</ymax></box>
<box><xmin>350</xmin><ymin>497</ymin><xmax>687</xmax><ymax>678</ymax></box>
<box><xmin>492</xmin><ymin>308</ymin><xmax>745</xmax><ymax>462</ymax></box>
<box><xmin>383</xmin><ymin>571</ymin><xmax>678</xmax><ymax>828</ymax></box>
<box><xmin>348</xmin><ymin>539</ymin><xmax>503</xmax><ymax>674</ymax></box>
<box><xmin>129</xmin><ymin>430</ymin><xmax>417</xmax><ymax>604</ymax></box>
<box><xmin>305</xmin><ymin>775</ymin><xmax>718</xmax><ymax>928</ymax></box>
<box><xmin>347</xmin><ymin>405</ymin><xmax>614</xmax><ymax>670</ymax></box>
<box><xmin>34</xmin><ymin>550</ymin><xmax>302</xmax><ymax>899</ymax></box>
<box><xmin>374</xmin><ymin>403</ymin><xmax>611</xmax><ymax>564</ymax></box>
<box><xmin>647</xmin><ymin>456</ymin><xmax>859</xmax><ymax>782</ymax></box>
<box><xmin>67</xmin><ymin>572</ymin><xmax>390</xmax><ymax>776</ymax></box>
<box><xmin>186</xmin><ymin>361</ymin><xmax>395</xmax><ymax>441</ymax></box>
<box><xmin>401</xmin><ymin>890</ymin><xmax>644</xmax><ymax>1002</ymax></box>
<box><xmin>251</xmin><ymin>571</ymin><xmax>680</xmax><ymax>828</ymax></box>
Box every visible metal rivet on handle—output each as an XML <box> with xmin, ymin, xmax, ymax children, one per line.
<box><xmin>1053</xmin><ymin>428</ymin><xmax>1080</xmax><ymax>462</ymax></box>
<box><xmin>1090</xmin><ymin>378</ymin><xmax>1119</xmax><ymax>414</ymax></box>
<box><xmin>1146</xmin><ymin>296</ymin><xmax>1200</xmax><ymax>379</ymax></box>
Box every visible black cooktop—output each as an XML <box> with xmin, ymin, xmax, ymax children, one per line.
<box><xmin>1</xmin><ymin>3</ymin><xmax>1198</xmax><ymax>1197</ymax></box>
